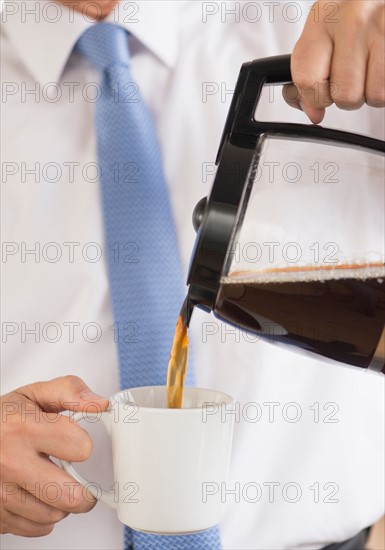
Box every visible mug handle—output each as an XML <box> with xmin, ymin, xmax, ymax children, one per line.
<box><xmin>59</xmin><ymin>411</ymin><xmax>117</xmax><ymax>509</ymax></box>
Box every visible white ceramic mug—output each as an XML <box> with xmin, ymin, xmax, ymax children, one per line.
<box><xmin>60</xmin><ymin>386</ymin><xmax>234</xmax><ymax>534</ymax></box>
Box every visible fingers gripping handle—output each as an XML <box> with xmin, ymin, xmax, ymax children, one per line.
<box><xmin>59</xmin><ymin>411</ymin><xmax>117</xmax><ymax>509</ymax></box>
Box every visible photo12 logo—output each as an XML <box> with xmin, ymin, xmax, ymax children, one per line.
<box><xmin>1</xmin><ymin>2</ymin><xmax>140</xmax><ymax>24</ymax></box>
<box><xmin>1</xmin><ymin>481</ymin><xmax>140</xmax><ymax>506</ymax></box>
<box><xmin>202</xmin><ymin>480</ymin><xmax>340</xmax><ymax>504</ymax></box>
<box><xmin>201</xmin><ymin>401</ymin><xmax>340</xmax><ymax>424</ymax></box>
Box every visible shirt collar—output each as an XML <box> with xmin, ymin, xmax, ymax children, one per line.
<box><xmin>1</xmin><ymin>0</ymin><xmax>179</xmax><ymax>84</ymax></box>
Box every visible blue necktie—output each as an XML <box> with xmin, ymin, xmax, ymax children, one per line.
<box><xmin>75</xmin><ymin>23</ymin><xmax>221</xmax><ymax>550</ymax></box>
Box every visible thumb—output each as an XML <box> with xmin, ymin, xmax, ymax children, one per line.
<box><xmin>282</xmin><ymin>84</ymin><xmax>326</xmax><ymax>124</ymax></box>
<box><xmin>299</xmin><ymin>100</ymin><xmax>326</xmax><ymax>125</ymax></box>
<box><xmin>16</xmin><ymin>375</ymin><xmax>109</xmax><ymax>413</ymax></box>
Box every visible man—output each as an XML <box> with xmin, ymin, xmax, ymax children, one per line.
<box><xmin>1</xmin><ymin>0</ymin><xmax>384</xmax><ymax>548</ymax></box>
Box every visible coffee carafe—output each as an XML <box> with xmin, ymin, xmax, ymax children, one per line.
<box><xmin>187</xmin><ymin>54</ymin><xmax>385</xmax><ymax>373</ymax></box>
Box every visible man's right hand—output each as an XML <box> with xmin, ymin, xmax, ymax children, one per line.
<box><xmin>0</xmin><ymin>376</ymin><xmax>109</xmax><ymax>537</ymax></box>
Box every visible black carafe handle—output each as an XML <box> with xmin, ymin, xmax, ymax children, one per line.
<box><xmin>216</xmin><ymin>54</ymin><xmax>292</xmax><ymax>164</ymax></box>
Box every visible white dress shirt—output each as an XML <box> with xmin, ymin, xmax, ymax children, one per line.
<box><xmin>1</xmin><ymin>1</ymin><xmax>384</xmax><ymax>549</ymax></box>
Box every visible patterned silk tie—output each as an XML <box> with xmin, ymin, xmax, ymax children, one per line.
<box><xmin>75</xmin><ymin>23</ymin><xmax>221</xmax><ymax>550</ymax></box>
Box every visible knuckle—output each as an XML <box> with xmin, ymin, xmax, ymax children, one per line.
<box><xmin>63</xmin><ymin>483</ymin><xmax>90</xmax><ymax>512</ymax></box>
<box><xmin>0</xmin><ymin>509</ymin><xmax>14</xmax><ymax>534</ymax></box>
<box><xmin>2</xmin><ymin>412</ymin><xmax>23</xmax><ymax>437</ymax></box>
<box><xmin>366</xmin><ymin>90</ymin><xmax>385</xmax><ymax>107</ymax></box>
<box><xmin>46</xmin><ymin>508</ymin><xmax>69</xmax><ymax>523</ymax></box>
<box><xmin>344</xmin><ymin>5</ymin><xmax>372</xmax><ymax>30</ymax></box>
<box><xmin>294</xmin><ymin>78</ymin><xmax>328</xmax><ymax>104</ymax></box>
<box><xmin>79</xmin><ymin>438</ymin><xmax>93</xmax><ymax>461</ymax></box>
<box><xmin>0</xmin><ymin>521</ymin><xmax>11</xmax><ymax>535</ymax></box>
<box><xmin>334</xmin><ymin>91</ymin><xmax>364</xmax><ymax>109</ymax></box>
<box><xmin>292</xmin><ymin>36</ymin><xmax>310</xmax><ymax>62</ymax></box>
<box><xmin>77</xmin><ymin>493</ymin><xmax>97</xmax><ymax>513</ymax></box>
<box><xmin>62</xmin><ymin>375</ymin><xmax>85</xmax><ymax>391</ymax></box>
<box><xmin>64</xmin><ymin>488</ymin><xmax>83</xmax><ymax>512</ymax></box>
<box><xmin>293</xmin><ymin>74</ymin><xmax>318</xmax><ymax>95</ymax></box>
<box><xmin>73</xmin><ymin>431</ymin><xmax>93</xmax><ymax>462</ymax></box>
<box><xmin>18</xmin><ymin>522</ymin><xmax>56</xmax><ymax>537</ymax></box>
<box><xmin>35</xmin><ymin>523</ymin><xmax>55</xmax><ymax>537</ymax></box>
<box><xmin>78</xmin><ymin>497</ymin><xmax>96</xmax><ymax>513</ymax></box>
<box><xmin>0</xmin><ymin>451</ymin><xmax>19</xmax><ymax>481</ymax></box>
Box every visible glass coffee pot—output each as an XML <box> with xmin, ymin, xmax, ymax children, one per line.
<box><xmin>187</xmin><ymin>54</ymin><xmax>385</xmax><ymax>374</ymax></box>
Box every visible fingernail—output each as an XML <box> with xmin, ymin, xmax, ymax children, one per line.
<box><xmin>79</xmin><ymin>390</ymin><xmax>107</xmax><ymax>401</ymax></box>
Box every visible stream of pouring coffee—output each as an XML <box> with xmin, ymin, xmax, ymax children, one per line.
<box><xmin>166</xmin><ymin>296</ymin><xmax>193</xmax><ymax>408</ymax></box>
<box><xmin>166</xmin><ymin>262</ymin><xmax>385</xmax><ymax>407</ymax></box>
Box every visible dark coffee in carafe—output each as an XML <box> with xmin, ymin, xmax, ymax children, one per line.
<box><xmin>215</xmin><ymin>263</ymin><xmax>385</xmax><ymax>372</ymax></box>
